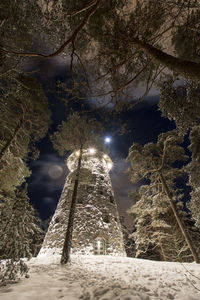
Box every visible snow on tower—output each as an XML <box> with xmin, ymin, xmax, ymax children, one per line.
<box><xmin>39</xmin><ymin>149</ymin><xmax>126</xmax><ymax>256</ymax></box>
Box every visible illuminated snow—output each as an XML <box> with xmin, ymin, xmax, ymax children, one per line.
<box><xmin>67</xmin><ymin>149</ymin><xmax>113</xmax><ymax>172</ymax></box>
<box><xmin>1</xmin><ymin>255</ymin><xmax>200</xmax><ymax>299</ymax></box>
<box><xmin>88</xmin><ymin>148</ymin><xmax>96</xmax><ymax>154</ymax></box>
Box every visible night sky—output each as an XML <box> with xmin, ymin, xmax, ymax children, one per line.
<box><xmin>26</xmin><ymin>57</ymin><xmax>175</xmax><ymax>228</ymax></box>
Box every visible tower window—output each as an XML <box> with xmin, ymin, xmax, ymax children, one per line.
<box><xmin>110</xmin><ymin>196</ymin><xmax>114</xmax><ymax>203</ymax></box>
<box><xmin>55</xmin><ymin>217</ymin><xmax>59</xmax><ymax>223</ymax></box>
<box><xmin>103</xmin><ymin>215</ymin><xmax>110</xmax><ymax>223</ymax></box>
<box><xmin>100</xmin><ymin>190</ymin><xmax>104</xmax><ymax>195</ymax></box>
<box><xmin>100</xmin><ymin>176</ymin><xmax>104</xmax><ymax>180</ymax></box>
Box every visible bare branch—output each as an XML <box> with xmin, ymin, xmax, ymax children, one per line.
<box><xmin>129</xmin><ymin>65</ymin><xmax>165</xmax><ymax>110</ymax></box>
<box><xmin>115</xmin><ymin>58</ymin><xmax>153</xmax><ymax>93</ymax></box>
<box><xmin>74</xmin><ymin>52</ymin><xmax>91</xmax><ymax>91</ymax></box>
<box><xmin>0</xmin><ymin>59</ymin><xmax>23</xmax><ymax>77</ymax></box>
<box><xmin>91</xmin><ymin>58</ymin><xmax>153</xmax><ymax>98</ymax></box>
<box><xmin>94</xmin><ymin>48</ymin><xmax>142</xmax><ymax>82</ymax></box>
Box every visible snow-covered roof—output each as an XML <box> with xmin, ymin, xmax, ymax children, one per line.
<box><xmin>67</xmin><ymin>149</ymin><xmax>113</xmax><ymax>172</ymax></box>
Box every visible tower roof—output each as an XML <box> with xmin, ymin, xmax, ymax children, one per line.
<box><xmin>67</xmin><ymin>149</ymin><xmax>113</xmax><ymax>172</ymax></box>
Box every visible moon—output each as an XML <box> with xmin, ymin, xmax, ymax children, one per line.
<box><xmin>48</xmin><ymin>165</ymin><xmax>63</xmax><ymax>179</ymax></box>
<box><xmin>105</xmin><ymin>137</ymin><xmax>111</xmax><ymax>143</ymax></box>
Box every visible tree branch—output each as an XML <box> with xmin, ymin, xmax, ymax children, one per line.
<box><xmin>94</xmin><ymin>48</ymin><xmax>142</xmax><ymax>82</ymax></box>
<box><xmin>0</xmin><ymin>0</ymin><xmax>102</xmax><ymax>58</ymax></box>
<box><xmin>68</xmin><ymin>0</ymin><xmax>97</xmax><ymax>17</ymax></box>
<box><xmin>91</xmin><ymin>58</ymin><xmax>153</xmax><ymax>98</ymax></box>
<box><xmin>131</xmin><ymin>37</ymin><xmax>200</xmax><ymax>80</ymax></box>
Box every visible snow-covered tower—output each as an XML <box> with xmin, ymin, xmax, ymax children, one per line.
<box><xmin>39</xmin><ymin>149</ymin><xmax>125</xmax><ymax>256</ymax></box>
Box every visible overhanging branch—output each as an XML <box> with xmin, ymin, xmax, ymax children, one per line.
<box><xmin>0</xmin><ymin>0</ymin><xmax>102</xmax><ymax>59</ymax></box>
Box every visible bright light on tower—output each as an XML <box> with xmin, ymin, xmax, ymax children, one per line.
<box><xmin>75</xmin><ymin>151</ymin><xmax>80</xmax><ymax>157</ymax></box>
<box><xmin>97</xmin><ymin>240</ymin><xmax>101</xmax><ymax>249</ymax></box>
<box><xmin>107</xmin><ymin>162</ymin><xmax>112</xmax><ymax>170</ymax></box>
<box><xmin>105</xmin><ymin>137</ymin><xmax>111</xmax><ymax>144</ymax></box>
<box><xmin>89</xmin><ymin>148</ymin><xmax>96</xmax><ymax>154</ymax></box>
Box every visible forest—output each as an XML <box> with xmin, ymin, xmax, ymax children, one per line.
<box><xmin>1</xmin><ymin>0</ymin><xmax>200</xmax><ymax>285</ymax></box>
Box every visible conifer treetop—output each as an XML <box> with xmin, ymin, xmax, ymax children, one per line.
<box><xmin>51</xmin><ymin>112</ymin><xmax>103</xmax><ymax>156</ymax></box>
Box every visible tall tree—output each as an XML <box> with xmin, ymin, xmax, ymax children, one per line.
<box><xmin>186</xmin><ymin>126</ymin><xmax>200</xmax><ymax>229</ymax></box>
<box><xmin>0</xmin><ymin>75</ymin><xmax>50</xmax><ymax>282</ymax></box>
<box><xmin>129</xmin><ymin>186</ymin><xmax>200</xmax><ymax>262</ymax></box>
<box><xmin>0</xmin><ymin>76</ymin><xmax>51</xmax><ymax>191</ymax></box>
<box><xmin>51</xmin><ymin>112</ymin><xmax>103</xmax><ymax>263</ymax></box>
<box><xmin>127</xmin><ymin>130</ymin><xmax>200</xmax><ymax>263</ymax></box>
<box><xmin>159</xmin><ymin>78</ymin><xmax>200</xmax><ymax>230</ymax></box>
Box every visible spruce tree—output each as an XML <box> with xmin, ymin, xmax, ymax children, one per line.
<box><xmin>128</xmin><ymin>187</ymin><xmax>162</xmax><ymax>261</ymax></box>
<box><xmin>0</xmin><ymin>186</ymin><xmax>43</xmax><ymax>284</ymax></box>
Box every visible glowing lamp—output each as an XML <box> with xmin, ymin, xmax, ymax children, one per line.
<box><xmin>97</xmin><ymin>240</ymin><xmax>101</xmax><ymax>249</ymax></box>
<box><xmin>107</xmin><ymin>162</ymin><xmax>112</xmax><ymax>170</ymax></box>
<box><xmin>103</xmin><ymin>154</ymin><xmax>107</xmax><ymax>159</ymax></box>
<box><xmin>75</xmin><ymin>151</ymin><xmax>80</xmax><ymax>157</ymax></box>
<box><xmin>89</xmin><ymin>148</ymin><xmax>96</xmax><ymax>154</ymax></box>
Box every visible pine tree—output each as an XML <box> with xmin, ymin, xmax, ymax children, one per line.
<box><xmin>159</xmin><ymin>79</ymin><xmax>200</xmax><ymax>135</ymax></box>
<box><xmin>158</xmin><ymin>78</ymin><xmax>200</xmax><ymax>232</ymax></box>
<box><xmin>51</xmin><ymin>112</ymin><xmax>103</xmax><ymax>264</ymax></box>
<box><xmin>0</xmin><ymin>186</ymin><xmax>43</xmax><ymax>284</ymax></box>
<box><xmin>186</xmin><ymin>126</ymin><xmax>200</xmax><ymax>229</ymax></box>
<box><xmin>1</xmin><ymin>0</ymin><xmax>200</xmax><ymax>106</ymax></box>
<box><xmin>127</xmin><ymin>130</ymin><xmax>200</xmax><ymax>263</ymax></box>
<box><xmin>172</xmin><ymin>8</ymin><xmax>200</xmax><ymax>63</ymax></box>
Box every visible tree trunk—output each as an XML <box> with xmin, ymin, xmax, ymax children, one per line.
<box><xmin>133</xmin><ymin>38</ymin><xmax>200</xmax><ymax>81</ymax></box>
<box><xmin>60</xmin><ymin>148</ymin><xmax>83</xmax><ymax>264</ymax></box>
<box><xmin>0</xmin><ymin>119</ymin><xmax>23</xmax><ymax>160</ymax></box>
<box><xmin>158</xmin><ymin>170</ymin><xmax>199</xmax><ymax>263</ymax></box>
<box><xmin>158</xmin><ymin>235</ymin><xmax>167</xmax><ymax>261</ymax></box>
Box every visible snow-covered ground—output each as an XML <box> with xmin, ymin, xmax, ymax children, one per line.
<box><xmin>0</xmin><ymin>255</ymin><xmax>200</xmax><ymax>300</ymax></box>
